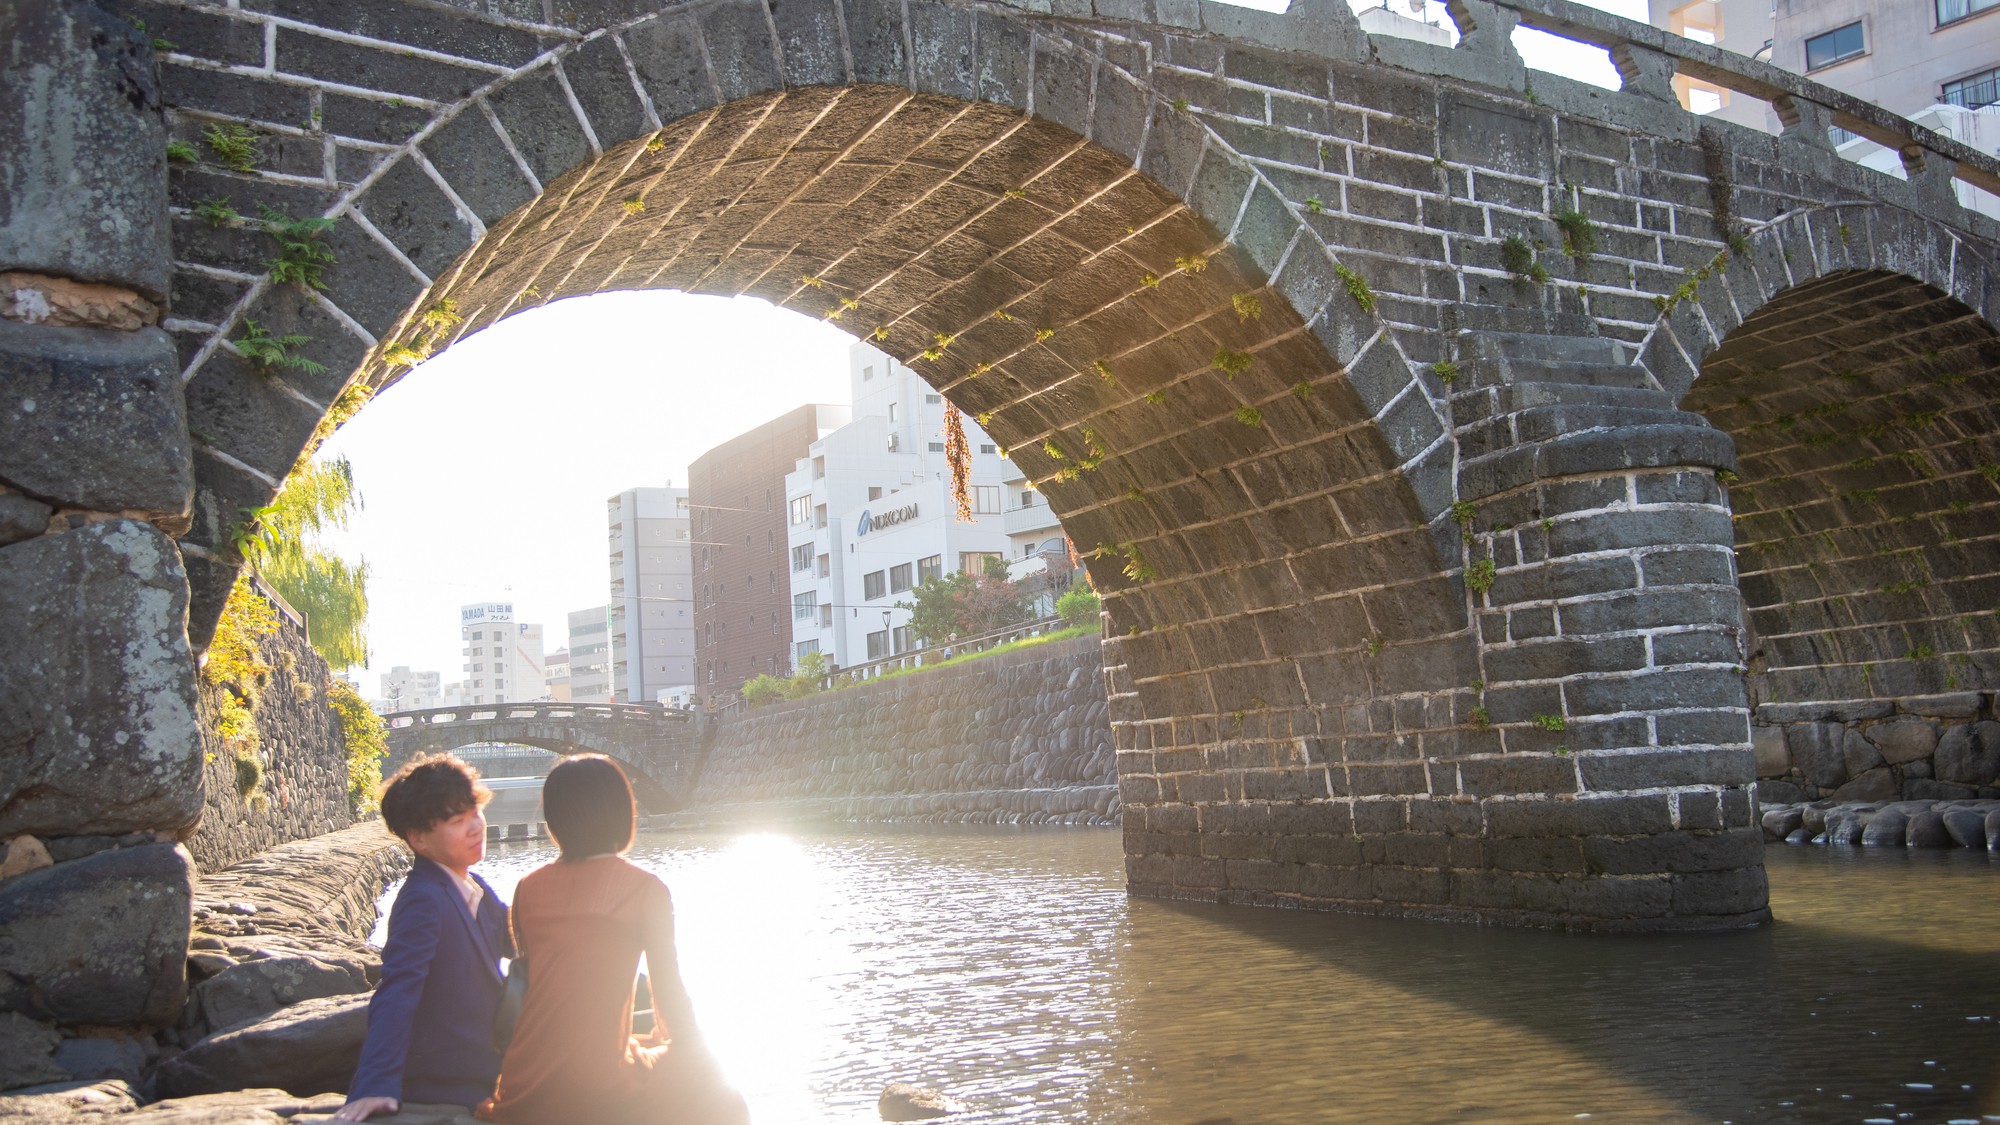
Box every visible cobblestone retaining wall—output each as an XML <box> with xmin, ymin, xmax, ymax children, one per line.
<box><xmin>1753</xmin><ymin>693</ymin><xmax>2000</xmax><ymax>804</ymax></box>
<box><xmin>686</xmin><ymin>635</ymin><xmax>1118</xmax><ymax>826</ymax></box>
<box><xmin>187</xmin><ymin>589</ymin><xmax>355</xmax><ymax>873</ymax></box>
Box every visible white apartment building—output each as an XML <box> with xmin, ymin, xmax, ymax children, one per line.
<box><xmin>1651</xmin><ymin>0</ymin><xmax>2000</xmax><ymax>217</ymax></box>
<box><xmin>544</xmin><ymin>649</ymin><xmax>571</xmax><ymax>702</ymax></box>
<box><xmin>784</xmin><ymin>343</ymin><xmax>1013</xmax><ymax>670</ymax></box>
<box><xmin>606</xmin><ymin>487</ymin><xmax>695</xmax><ymax>704</ymax></box>
<box><xmin>458</xmin><ymin>601</ymin><xmax>547</xmax><ymax>705</ymax></box>
<box><xmin>567</xmin><ymin>606</ymin><xmax>612</xmax><ymax>702</ymax></box>
<box><xmin>378</xmin><ymin>666</ymin><xmax>441</xmax><ymax>712</ymax></box>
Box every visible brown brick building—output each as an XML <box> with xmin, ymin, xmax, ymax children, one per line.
<box><xmin>689</xmin><ymin>404</ymin><xmax>846</xmax><ymax>703</ymax></box>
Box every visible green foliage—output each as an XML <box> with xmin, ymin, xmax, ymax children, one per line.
<box><xmin>1552</xmin><ymin>203</ymin><xmax>1598</xmax><ymax>260</ymax></box>
<box><xmin>234</xmin><ymin>753</ymin><xmax>264</xmax><ymax>799</ymax></box>
<box><xmin>1213</xmin><ymin>348</ymin><xmax>1252</xmax><ymax>378</ymax></box>
<box><xmin>897</xmin><ymin>556</ymin><xmax>1033</xmax><ymax>646</ymax></box>
<box><xmin>1233</xmin><ymin>293</ymin><xmax>1262</xmax><ymax>321</ymax></box>
<box><xmin>1034</xmin><ymin>327</ymin><xmax>1055</xmax><ymax>342</ymax></box>
<box><xmin>1174</xmin><ymin>254</ymin><xmax>1208</xmax><ymax>274</ymax></box>
<box><xmin>325</xmin><ymin>678</ymin><xmax>389</xmax><ymax>813</ymax></box>
<box><xmin>1233</xmin><ymin>404</ymin><xmax>1263</xmax><ymax>427</ymax></box>
<box><xmin>1097</xmin><ymin>541</ymin><xmax>1156</xmax><ymax>583</ymax></box>
<box><xmin>740</xmin><ymin>673</ymin><xmax>788</xmax><ymax>707</ymax></box>
<box><xmin>381</xmin><ymin>342</ymin><xmax>431</xmax><ymax>368</ymax></box>
<box><xmin>1501</xmin><ymin>234</ymin><xmax>1549</xmax><ymax>283</ymax></box>
<box><xmin>1469</xmin><ymin>706</ymin><xmax>1491</xmax><ymax>729</ymax></box>
<box><xmin>234</xmin><ymin>319</ymin><xmax>327</xmax><ymax>376</ymax></box>
<box><xmin>1290</xmin><ymin>381</ymin><xmax>1314</xmax><ymax>401</ymax></box>
<box><xmin>204</xmin><ymin>576</ymin><xmax>278</xmax><ymax>753</ymax></box>
<box><xmin>1144</xmin><ymin>390</ymin><xmax>1167</xmax><ymax>406</ymax></box>
<box><xmin>1056</xmin><ymin>585</ymin><xmax>1102</xmax><ymax>627</ymax></box>
<box><xmin>261</xmin><ymin>205</ymin><xmax>337</xmax><ymax>289</ymax></box>
<box><xmin>243</xmin><ymin>457</ymin><xmax>371</xmax><ymax>668</ymax></box>
<box><xmin>1449</xmin><ymin>500</ymin><xmax>1478</xmax><ymax>527</ymax></box>
<box><xmin>1431</xmin><ymin>361</ymin><xmax>1459</xmax><ymax>384</ymax></box>
<box><xmin>1304</xmin><ymin>196</ymin><xmax>1325</xmax><ymax>213</ymax></box>
<box><xmin>204</xmin><ymin>122</ymin><xmax>261</xmax><ymax>172</ymax></box>
<box><xmin>195</xmin><ymin>197</ymin><xmax>241</xmax><ymax>227</ymax></box>
<box><xmin>1333</xmin><ymin>263</ymin><xmax>1375</xmax><ymax>313</ymax></box>
<box><xmin>1171</xmin><ymin>96</ymin><xmax>1189</xmax><ymax>115</ymax></box>
<box><xmin>1465</xmin><ymin>556</ymin><xmax>1496</xmax><ymax>595</ymax></box>
<box><xmin>1908</xmin><ymin>643</ymin><xmax>1937</xmax><ymax>661</ymax></box>
<box><xmin>1093</xmin><ymin>359</ymin><xmax>1116</xmax><ymax>384</ymax></box>
<box><xmin>421</xmin><ymin>298</ymin><xmax>462</xmax><ymax>331</ymax></box>
<box><xmin>166</xmin><ymin>140</ymin><xmax>197</xmax><ymax>163</ymax></box>
<box><xmin>1532</xmin><ymin>713</ymin><xmax>1567</xmax><ymax>732</ymax></box>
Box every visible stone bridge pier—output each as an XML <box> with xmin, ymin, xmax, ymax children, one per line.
<box><xmin>6</xmin><ymin>0</ymin><xmax>2000</xmax><ymax>1032</ymax></box>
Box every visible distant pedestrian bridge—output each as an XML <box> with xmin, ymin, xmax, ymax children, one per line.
<box><xmin>380</xmin><ymin>704</ymin><xmax>716</xmax><ymax>813</ymax></box>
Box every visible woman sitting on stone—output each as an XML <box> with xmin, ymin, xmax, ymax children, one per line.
<box><xmin>476</xmin><ymin>755</ymin><xmax>747</xmax><ymax>1125</ymax></box>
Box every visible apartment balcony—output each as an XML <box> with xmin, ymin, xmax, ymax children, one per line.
<box><xmin>1003</xmin><ymin>498</ymin><xmax>1061</xmax><ymax>538</ymax></box>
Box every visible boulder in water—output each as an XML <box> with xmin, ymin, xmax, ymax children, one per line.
<box><xmin>1941</xmin><ymin>807</ymin><xmax>1987</xmax><ymax>848</ymax></box>
<box><xmin>1904</xmin><ymin>810</ymin><xmax>1951</xmax><ymax>848</ymax></box>
<box><xmin>879</xmin><ymin>1082</ymin><xmax>964</xmax><ymax>1121</ymax></box>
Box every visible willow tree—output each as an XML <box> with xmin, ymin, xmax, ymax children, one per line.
<box><xmin>238</xmin><ymin>455</ymin><xmax>371</xmax><ymax>668</ymax></box>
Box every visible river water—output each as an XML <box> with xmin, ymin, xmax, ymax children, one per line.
<box><xmin>375</xmin><ymin>827</ymin><xmax>2000</xmax><ymax>1124</ymax></box>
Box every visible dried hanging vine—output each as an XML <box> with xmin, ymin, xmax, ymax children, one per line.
<box><xmin>944</xmin><ymin>401</ymin><xmax>973</xmax><ymax>522</ymax></box>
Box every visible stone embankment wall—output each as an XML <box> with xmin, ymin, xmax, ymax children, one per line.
<box><xmin>688</xmin><ymin>635</ymin><xmax>1118</xmax><ymax>826</ymax></box>
<box><xmin>188</xmin><ymin>591</ymin><xmax>356</xmax><ymax>873</ymax></box>
<box><xmin>1751</xmin><ymin>693</ymin><xmax>2000</xmax><ymax>805</ymax></box>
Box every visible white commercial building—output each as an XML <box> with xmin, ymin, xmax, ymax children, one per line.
<box><xmin>606</xmin><ymin>486</ymin><xmax>695</xmax><ymax>704</ymax></box>
<box><xmin>458</xmin><ymin>601</ymin><xmax>547</xmax><ymax>705</ymax></box>
<box><xmin>544</xmin><ymin>649</ymin><xmax>571</xmax><ymax>702</ymax></box>
<box><xmin>567</xmin><ymin>606</ymin><xmax>612</xmax><ymax>702</ymax></box>
<box><xmin>378</xmin><ymin>666</ymin><xmax>441</xmax><ymax>712</ymax></box>
<box><xmin>784</xmin><ymin>343</ymin><xmax>1012</xmax><ymax>670</ymax></box>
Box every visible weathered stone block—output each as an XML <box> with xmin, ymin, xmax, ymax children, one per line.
<box><xmin>194</xmin><ymin>952</ymin><xmax>373</xmax><ymax>1035</ymax></box>
<box><xmin>1935</xmin><ymin>721</ymin><xmax>2000</xmax><ymax>786</ymax></box>
<box><xmin>153</xmin><ymin>993</ymin><xmax>368</xmax><ymax>1099</ymax></box>
<box><xmin>1751</xmin><ymin>724</ymin><xmax>1789</xmax><ymax>778</ymax></box>
<box><xmin>0</xmin><ymin>1011</ymin><xmax>68</xmax><ymax>1091</ymax></box>
<box><xmin>0</xmin><ymin>322</ymin><xmax>192</xmax><ymax>517</ymax></box>
<box><xmin>0</xmin><ymin>0</ymin><xmax>171</xmax><ymax>301</ymax></box>
<box><xmin>0</xmin><ymin>520</ymin><xmax>204</xmax><ymax>839</ymax></box>
<box><xmin>0</xmin><ymin>842</ymin><xmax>193</xmax><ymax>1026</ymax></box>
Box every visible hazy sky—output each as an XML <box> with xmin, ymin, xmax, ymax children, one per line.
<box><xmin>322</xmin><ymin>0</ymin><xmax>1652</xmax><ymax>695</ymax></box>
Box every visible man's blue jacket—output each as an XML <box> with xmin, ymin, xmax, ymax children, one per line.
<box><xmin>347</xmin><ymin>855</ymin><xmax>511</xmax><ymax>1108</ymax></box>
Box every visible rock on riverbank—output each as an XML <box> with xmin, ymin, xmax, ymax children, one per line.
<box><xmin>1760</xmin><ymin>798</ymin><xmax>2000</xmax><ymax>848</ymax></box>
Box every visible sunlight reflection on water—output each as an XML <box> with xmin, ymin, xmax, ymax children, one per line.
<box><xmin>373</xmin><ymin>827</ymin><xmax>2000</xmax><ymax>1125</ymax></box>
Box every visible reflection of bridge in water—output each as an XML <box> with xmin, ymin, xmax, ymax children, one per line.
<box><xmin>381</xmin><ymin>704</ymin><xmax>717</xmax><ymax>832</ymax></box>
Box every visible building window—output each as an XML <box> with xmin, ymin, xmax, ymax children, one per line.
<box><xmin>959</xmin><ymin>550</ymin><xmax>1002</xmax><ymax>575</ymax></box>
<box><xmin>889</xmin><ymin>563</ymin><xmax>913</xmax><ymax>594</ymax></box>
<box><xmin>1943</xmin><ymin>66</ymin><xmax>2000</xmax><ymax>109</ymax></box>
<box><xmin>1020</xmin><ymin>488</ymin><xmax>1038</xmax><ymax>508</ymax></box>
<box><xmin>891</xmin><ymin>625</ymin><xmax>912</xmax><ymax>654</ymax></box>
<box><xmin>866</xmin><ymin>630</ymin><xmax>888</xmax><ymax>659</ymax></box>
<box><xmin>792</xmin><ymin>544</ymin><xmax>812</xmax><ymax>571</ymax></box>
<box><xmin>868</xmin><ymin>486</ymin><xmax>883</xmax><ymax>501</ymax></box>
<box><xmin>887</xmin><ymin>403</ymin><xmax>898</xmax><ymax>423</ymax></box>
<box><xmin>928</xmin><ymin>441</ymin><xmax>946</xmax><ymax>452</ymax></box>
<box><xmin>863</xmin><ymin>365</ymin><xmax>874</xmax><ymax>381</ymax></box>
<box><xmin>1803</xmin><ymin>22</ymin><xmax>1864</xmax><ymax>71</ymax></box>
<box><xmin>1938</xmin><ymin>0</ymin><xmax>1999</xmax><ymax>25</ymax></box>
<box><xmin>788</xmin><ymin>495</ymin><xmax>811</xmax><ymax>525</ymax></box>
<box><xmin>795</xmin><ymin>639</ymin><xmax>821</xmax><ymax>665</ymax></box>
<box><xmin>917</xmin><ymin>554</ymin><xmax>942</xmax><ymax>583</ymax></box>
<box><xmin>974</xmin><ymin>485</ymin><xmax>1001</xmax><ymax>514</ymax></box>
<box><xmin>924</xmin><ymin>393</ymin><xmax>941</xmax><ymax>404</ymax></box>
<box><xmin>864</xmin><ymin>570</ymin><xmax>887</xmax><ymax>600</ymax></box>
<box><xmin>979</xmin><ymin>444</ymin><xmax>995</xmax><ymax>454</ymax></box>
<box><xmin>793</xmin><ymin>592</ymin><xmax>815</xmax><ymax>620</ymax></box>
<box><xmin>817</xmin><ymin>554</ymin><xmax>830</xmax><ymax>578</ymax></box>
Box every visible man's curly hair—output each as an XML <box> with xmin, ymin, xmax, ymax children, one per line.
<box><xmin>378</xmin><ymin>753</ymin><xmax>490</xmax><ymax>840</ymax></box>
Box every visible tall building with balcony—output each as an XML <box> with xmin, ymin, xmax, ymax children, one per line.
<box><xmin>567</xmin><ymin>606</ymin><xmax>612</xmax><ymax>702</ymax></box>
<box><xmin>784</xmin><ymin>343</ymin><xmax>1012</xmax><ymax>670</ymax></box>
<box><xmin>1651</xmin><ymin>0</ymin><xmax>2000</xmax><ymax>215</ymax></box>
<box><xmin>605</xmin><ymin>487</ymin><xmax>695</xmax><ymax>705</ymax></box>
<box><xmin>458</xmin><ymin>601</ymin><xmax>547</xmax><ymax>705</ymax></box>
<box><xmin>377</xmin><ymin>666</ymin><xmax>441</xmax><ymax>712</ymax></box>
<box><xmin>689</xmin><ymin>403</ymin><xmax>849</xmax><ymax>701</ymax></box>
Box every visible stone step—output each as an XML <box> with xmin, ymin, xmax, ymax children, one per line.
<box><xmin>1450</xmin><ymin>380</ymin><xmax>1681</xmax><ymax>428</ymax></box>
<box><xmin>1456</xmin><ymin>402</ymin><xmax>1709</xmax><ymax>460</ymax></box>
<box><xmin>1459</xmin><ymin>330</ymin><xmax>1630</xmax><ymax>366</ymax></box>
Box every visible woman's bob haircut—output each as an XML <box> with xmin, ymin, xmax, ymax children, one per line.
<box><xmin>542</xmin><ymin>754</ymin><xmax>636</xmax><ymax>861</ymax></box>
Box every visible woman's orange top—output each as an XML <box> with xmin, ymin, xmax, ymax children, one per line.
<box><xmin>476</xmin><ymin>855</ymin><xmax>728</xmax><ymax>1125</ymax></box>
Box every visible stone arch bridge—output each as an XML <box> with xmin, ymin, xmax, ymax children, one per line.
<box><xmin>380</xmin><ymin>703</ymin><xmax>715</xmax><ymax>811</ymax></box>
<box><xmin>6</xmin><ymin>0</ymin><xmax>2000</xmax><ymax>985</ymax></box>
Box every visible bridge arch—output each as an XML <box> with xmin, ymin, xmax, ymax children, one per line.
<box><xmin>1654</xmin><ymin>208</ymin><xmax>2000</xmax><ymax>802</ymax></box>
<box><xmin>381</xmin><ymin>704</ymin><xmax>713</xmax><ymax>811</ymax></box>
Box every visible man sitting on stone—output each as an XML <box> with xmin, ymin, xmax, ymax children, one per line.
<box><xmin>335</xmin><ymin>754</ymin><xmax>510</xmax><ymax>1121</ymax></box>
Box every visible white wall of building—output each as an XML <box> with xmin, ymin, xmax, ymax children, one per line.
<box><xmin>784</xmin><ymin>343</ymin><xmax>1013</xmax><ymax>670</ymax></box>
<box><xmin>459</xmin><ymin>601</ymin><xmax>547</xmax><ymax>705</ymax></box>
<box><xmin>607</xmin><ymin>487</ymin><xmax>695</xmax><ymax>704</ymax></box>
<box><xmin>567</xmin><ymin>605</ymin><xmax>611</xmax><ymax>702</ymax></box>
<box><xmin>378</xmin><ymin>665</ymin><xmax>441</xmax><ymax>712</ymax></box>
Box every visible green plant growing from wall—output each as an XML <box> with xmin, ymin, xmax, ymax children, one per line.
<box><xmin>1333</xmin><ymin>262</ymin><xmax>1375</xmax><ymax>313</ymax></box>
<box><xmin>1140</xmin><ymin>273</ymin><xmax>1160</xmax><ymax>288</ymax></box>
<box><xmin>1466</xmin><ymin>556</ymin><xmax>1496</xmax><ymax>595</ymax></box>
<box><xmin>204</xmin><ymin>122</ymin><xmax>261</xmax><ymax>172</ymax></box>
<box><xmin>1552</xmin><ymin>201</ymin><xmax>1598</xmax><ymax>261</ymax></box>
<box><xmin>1449</xmin><ymin>500</ymin><xmax>1478</xmax><ymax>528</ymax></box>
<box><xmin>325</xmin><ymin>678</ymin><xmax>389</xmax><ymax>812</ymax></box>
<box><xmin>1233</xmin><ymin>292</ymin><xmax>1262</xmax><ymax>321</ymax></box>
<box><xmin>1532</xmin><ymin>713</ymin><xmax>1567</xmax><ymax>732</ymax></box>
<box><xmin>381</xmin><ymin>342</ymin><xmax>430</xmax><ymax>368</ymax></box>
<box><xmin>261</xmin><ymin>205</ymin><xmax>337</xmax><ymax>289</ymax></box>
<box><xmin>1234</xmin><ymin>404</ymin><xmax>1263</xmax><ymax>427</ymax></box>
<box><xmin>1034</xmin><ymin>327</ymin><xmax>1054</xmax><ymax>342</ymax></box>
<box><xmin>1501</xmin><ymin>234</ymin><xmax>1549</xmax><ymax>284</ymax></box>
<box><xmin>1291</xmin><ymin>381</ymin><xmax>1314</xmax><ymax>400</ymax></box>
<box><xmin>622</xmin><ymin>197</ymin><xmax>645</xmax><ymax>215</ymax></box>
<box><xmin>421</xmin><ymin>298</ymin><xmax>462</xmax><ymax>331</ymax></box>
<box><xmin>195</xmin><ymin>198</ymin><xmax>241</xmax><ymax>227</ymax></box>
<box><xmin>234</xmin><ymin>320</ymin><xmax>327</xmax><ymax>375</ymax></box>
<box><xmin>1304</xmin><ymin>197</ymin><xmax>1325</xmax><ymax>214</ymax></box>
<box><xmin>166</xmin><ymin>140</ymin><xmax>197</xmax><ymax>163</ymax></box>
<box><xmin>1093</xmin><ymin>359</ymin><xmax>1116</xmax><ymax>384</ymax></box>
<box><xmin>1432</xmin><ymin>361</ymin><xmax>1458</xmax><ymax>384</ymax></box>
<box><xmin>1469</xmin><ymin>706</ymin><xmax>1491</xmax><ymax>729</ymax></box>
<box><xmin>1174</xmin><ymin>254</ymin><xmax>1208</xmax><ymax>274</ymax></box>
<box><xmin>1214</xmin><ymin>348</ymin><xmax>1252</xmax><ymax>379</ymax></box>
<box><xmin>1145</xmin><ymin>390</ymin><xmax>1167</xmax><ymax>405</ymax></box>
